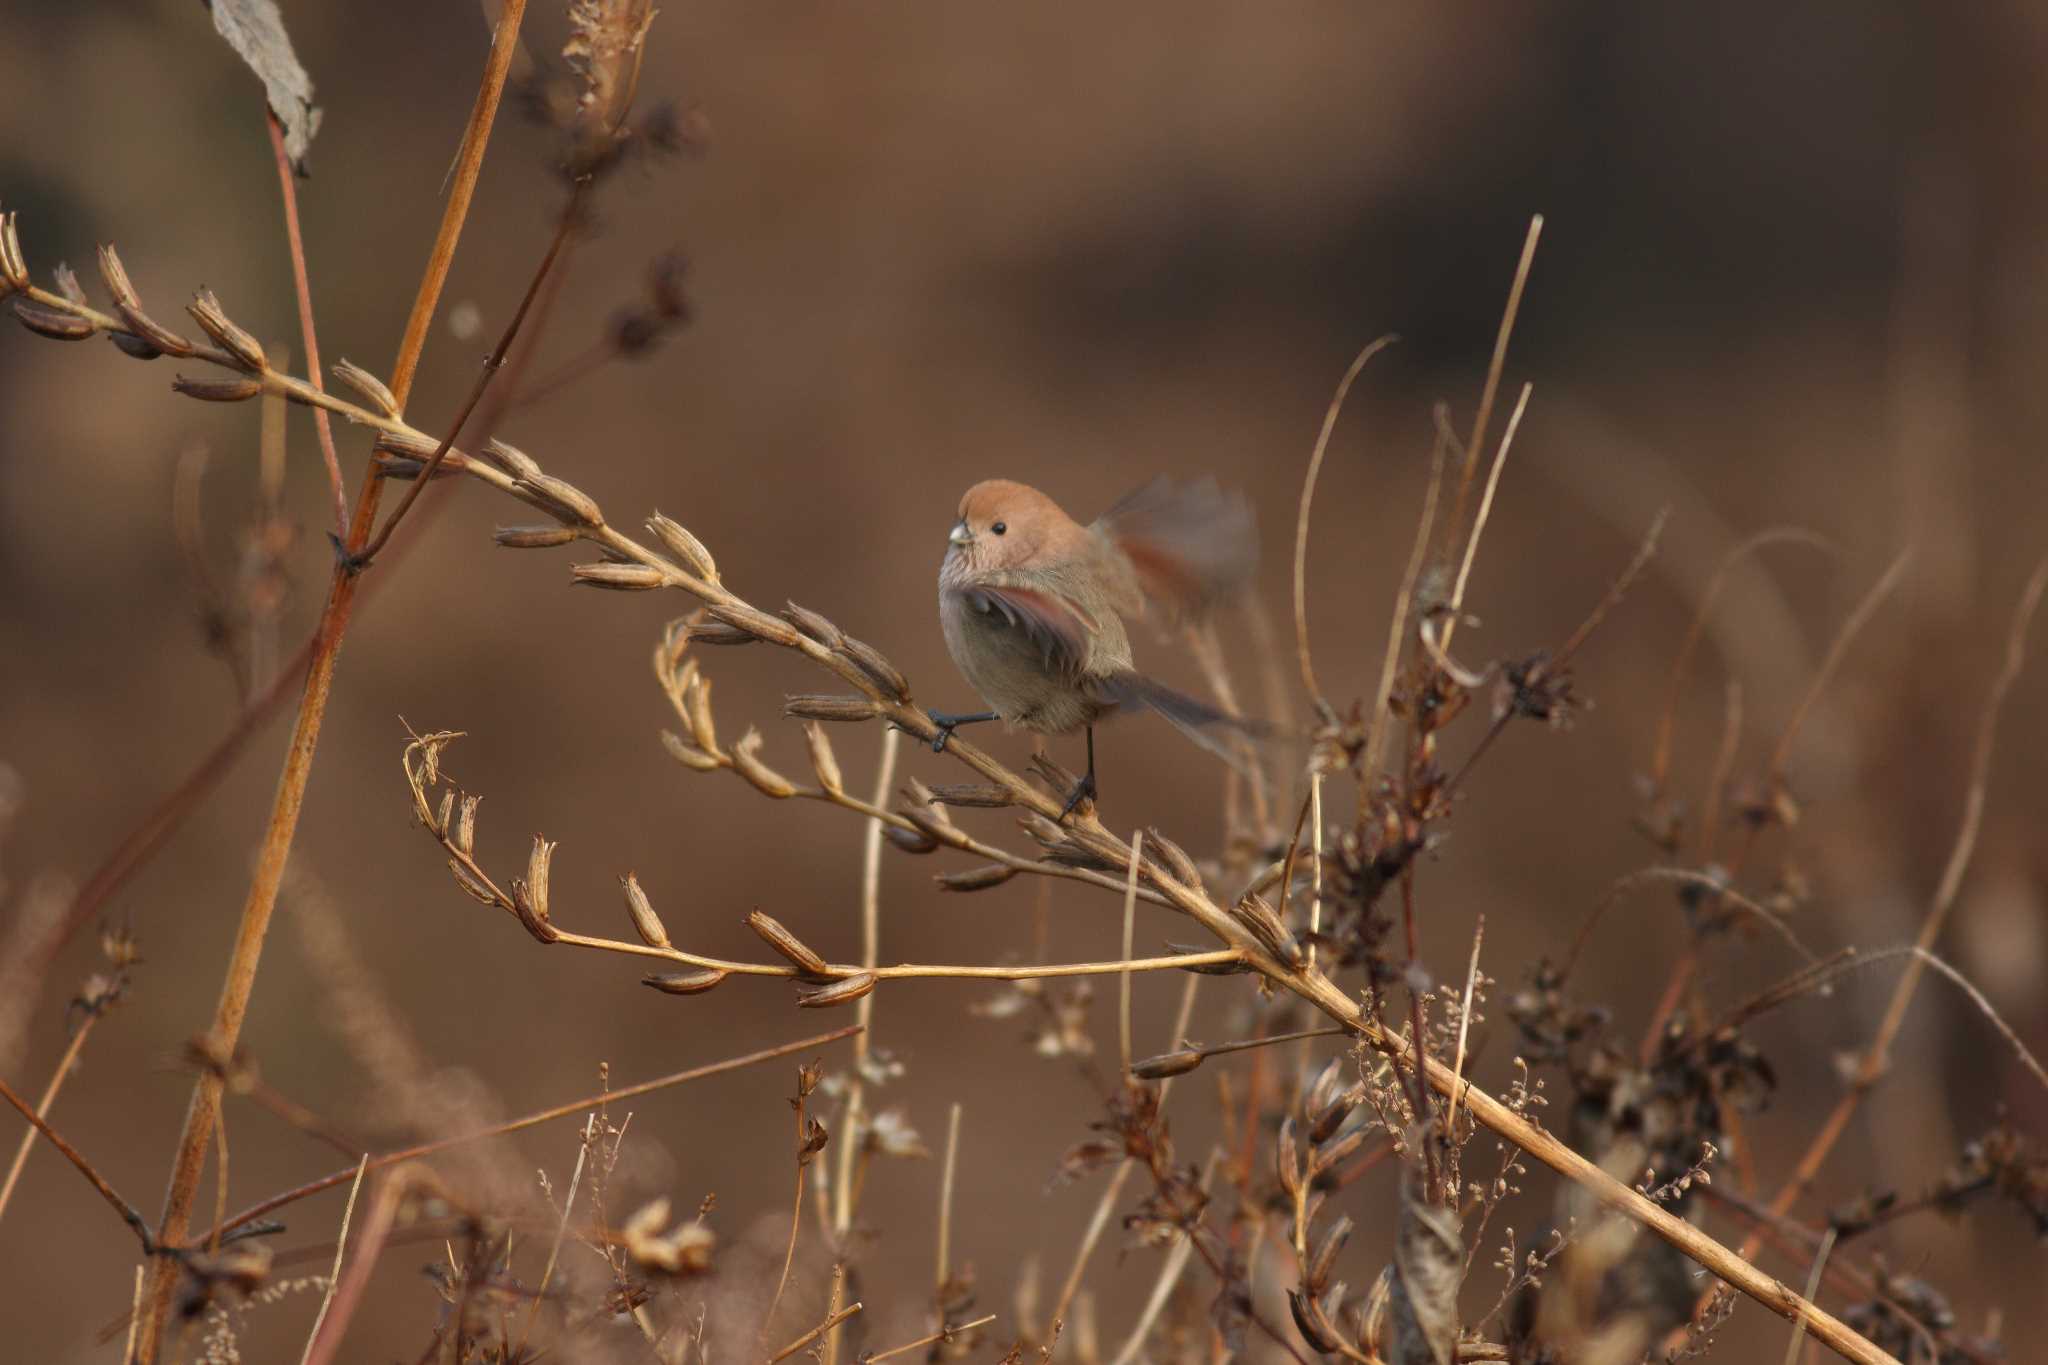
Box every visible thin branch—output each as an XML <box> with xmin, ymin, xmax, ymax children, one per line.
<box><xmin>295</xmin><ymin>1155</ymin><xmax>367</xmax><ymax>1365</ymax></box>
<box><xmin>1780</xmin><ymin>1228</ymin><xmax>1837</xmax><ymax>1365</ymax></box>
<box><xmin>0</xmin><ymin>1012</ymin><xmax>100</xmax><ymax>1225</ymax></box>
<box><xmin>1293</xmin><ymin>335</ymin><xmax>1399</xmax><ymax>709</ymax></box>
<box><xmin>0</xmin><ymin>1072</ymin><xmax>156</xmax><ymax>1252</ymax></box>
<box><xmin>1443</xmin><ymin>215</ymin><xmax>1542</xmax><ymax>558</ymax></box>
<box><xmin>833</xmin><ymin>727</ymin><xmax>899</xmax><ymax>1238</ymax></box>
<box><xmin>515</xmin><ymin>1114</ymin><xmax>591</xmax><ymax>1360</ymax></box>
<box><xmin>211</xmin><ymin>1026</ymin><xmax>858</xmax><ymax>1240</ymax></box>
<box><xmin>1763</xmin><ymin>558</ymin><xmax>2045</xmax><ymax>1228</ymax></box>
<box><xmin>1440</xmin><ymin>382</ymin><xmax>1532</xmax><ymax>654</ymax></box>
<box><xmin>935</xmin><ymin>1102</ymin><xmax>962</xmax><ymax>1292</ymax></box>
<box><xmin>1363</xmin><ymin>417</ymin><xmax>1449</xmax><ymax>780</ymax></box>
<box><xmin>1764</xmin><ymin>548</ymin><xmax>1913</xmax><ymax>785</ymax></box>
<box><xmin>768</xmin><ymin>1303</ymin><xmax>863</xmax><ymax>1365</ymax></box>
<box><xmin>1119</xmin><ymin>831</ymin><xmax>1144</xmax><ymax>1079</ymax></box>
<box><xmin>862</xmin><ymin>1313</ymin><xmax>997</xmax><ymax>1365</ymax></box>
<box><xmin>265</xmin><ymin>109</ymin><xmax>346</xmax><ymax>538</ymax></box>
<box><xmin>1559</xmin><ymin>866</ymin><xmax>1819</xmax><ymax>985</ymax></box>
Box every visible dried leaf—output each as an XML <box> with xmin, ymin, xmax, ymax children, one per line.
<box><xmin>1386</xmin><ymin>1166</ymin><xmax>1463</xmax><ymax>1365</ymax></box>
<box><xmin>206</xmin><ymin>0</ymin><xmax>323</xmax><ymax>171</ymax></box>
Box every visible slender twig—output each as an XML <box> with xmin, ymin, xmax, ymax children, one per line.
<box><xmin>211</xmin><ymin>1026</ymin><xmax>858</xmax><ymax>1240</ymax></box>
<box><xmin>762</xmin><ymin>1078</ymin><xmax>815</xmax><ymax>1352</ymax></box>
<box><xmin>1449</xmin><ymin>915</ymin><xmax>1484</xmax><ymax>1125</ymax></box>
<box><xmin>935</xmin><ymin>1102</ymin><xmax>962</xmax><ymax>1291</ymax></box>
<box><xmin>1781</xmin><ymin>1228</ymin><xmax>1838</xmax><ymax>1365</ymax></box>
<box><xmin>515</xmin><ymin>1114</ymin><xmax>590</xmax><ymax>1360</ymax></box>
<box><xmin>0</xmin><ymin>1012</ymin><xmax>99</xmax><ymax>1225</ymax></box>
<box><xmin>1363</xmin><ymin>418</ymin><xmax>1449</xmax><ymax>780</ymax></box>
<box><xmin>834</xmin><ymin>727</ymin><xmax>899</xmax><ymax>1231</ymax></box>
<box><xmin>1760</xmin><ymin>559</ymin><xmax>2045</xmax><ymax>1232</ymax></box>
<box><xmin>862</xmin><ymin>1313</ymin><xmax>997</xmax><ymax>1364</ymax></box>
<box><xmin>137</xmin><ymin>8</ymin><xmax>533</xmax><ymax>1356</ymax></box>
<box><xmin>0</xmin><ymin>1072</ymin><xmax>156</xmax><ymax>1252</ymax></box>
<box><xmin>1108</xmin><ymin>1149</ymin><xmax>1219</xmax><ymax>1365</ymax></box>
<box><xmin>264</xmin><ymin>109</ymin><xmax>345</xmax><ymax>538</ymax></box>
<box><xmin>1440</xmin><ymin>382</ymin><xmax>1532</xmax><ymax>654</ymax></box>
<box><xmin>1698</xmin><ymin>677</ymin><xmax>1745</xmax><ymax>863</ymax></box>
<box><xmin>1558</xmin><ymin>866</ymin><xmax>1818</xmax><ymax>985</ymax></box>
<box><xmin>1443</xmin><ymin>215</ymin><xmax>1542</xmax><ymax>560</ymax></box>
<box><xmin>768</xmin><ymin>1303</ymin><xmax>863</xmax><ymax>1364</ymax></box>
<box><xmin>1293</xmin><ymin>334</ymin><xmax>1399</xmax><ymax>709</ymax></box>
<box><xmin>1119</xmin><ymin>831</ymin><xmax>1143</xmax><ymax>1079</ymax></box>
<box><xmin>295</xmin><ymin>1155</ymin><xmax>367</xmax><ymax>1365</ymax></box>
<box><xmin>1764</xmin><ymin>548</ymin><xmax>1913</xmax><ymax>786</ymax></box>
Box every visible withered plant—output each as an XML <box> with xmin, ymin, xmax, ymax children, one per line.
<box><xmin>2</xmin><ymin>6</ymin><xmax>2045</xmax><ymax>1365</ymax></box>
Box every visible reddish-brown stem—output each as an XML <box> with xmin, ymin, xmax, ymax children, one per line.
<box><xmin>0</xmin><ymin>1072</ymin><xmax>156</xmax><ymax>1252</ymax></box>
<box><xmin>134</xmin><ymin>6</ymin><xmax>532</xmax><ymax>1356</ymax></box>
<box><xmin>265</xmin><ymin>108</ymin><xmax>347</xmax><ymax>539</ymax></box>
<box><xmin>0</xmin><ymin>1017</ymin><xmax>100</xmax><ymax>1223</ymax></box>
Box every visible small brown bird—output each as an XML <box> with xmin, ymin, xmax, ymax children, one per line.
<box><xmin>933</xmin><ymin>476</ymin><xmax>1262</xmax><ymax>816</ymax></box>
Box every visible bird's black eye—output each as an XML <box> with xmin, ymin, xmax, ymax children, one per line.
<box><xmin>991</xmin><ymin>521</ymin><xmax>1007</xmax><ymax>535</ymax></box>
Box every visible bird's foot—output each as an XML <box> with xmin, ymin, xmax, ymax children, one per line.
<box><xmin>1056</xmin><ymin>769</ymin><xmax>1097</xmax><ymax>822</ymax></box>
<box><xmin>923</xmin><ymin>709</ymin><xmax>997</xmax><ymax>753</ymax></box>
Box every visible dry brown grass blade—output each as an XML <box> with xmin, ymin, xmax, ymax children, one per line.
<box><xmin>1442</xmin><ymin>214</ymin><xmax>1543</xmax><ymax>561</ymax></box>
<box><xmin>1440</xmin><ymin>381</ymin><xmax>1532</xmax><ymax>655</ymax></box>
<box><xmin>1760</xmin><ymin>557</ymin><xmax>2045</xmax><ymax>1231</ymax></box>
<box><xmin>265</xmin><ymin>109</ymin><xmax>345</xmax><ymax>538</ymax></box>
<box><xmin>1363</xmin><ymin>418</ymin><xmax>1450</xmax><ymax>780</ymax></box>
<box><xmin>1764</xmin><ymin>547</ymin><xmax>1912</xmax><ymax>786</ymax></box>
<box><xmin>1294</xmin><ymin>334</ymin><xmax>1399</xmax><ymax>709</ymax></box>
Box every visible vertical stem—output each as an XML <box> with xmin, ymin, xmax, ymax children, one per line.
<box><xmin>134</xmin><ymin>6</ymin><xmax>531</xmax><ymax>1356</ymax></box>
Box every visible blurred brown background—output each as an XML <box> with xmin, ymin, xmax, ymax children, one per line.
<box><xmin>2</xmin><ymin>2</ymin><xmax>2044</xmax><ymax>1359</ymax></box>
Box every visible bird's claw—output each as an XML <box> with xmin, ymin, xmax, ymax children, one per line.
<box><xmin>1057</xmin><ymin>770</ymin><xmax>1097</xmax><ymax>822</ymax></box>
<box><xmin>925</xmin><ymin>712</ymin><xmax>957</xmax><ymax>753</ymax></box>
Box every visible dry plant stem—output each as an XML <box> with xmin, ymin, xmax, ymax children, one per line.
<box><xmin>0</xmin><ymin>1012</ymin><xmax>98</xmax><ymax>1224</ymax></box>
<box><xmin>300</xmin><ymin>1165</ymin><xmax>431</xmax><ymax>1365</ymax></box>
<box><xmin>935</xmin><ymin>1101</ymin><xmax>962</xmax><ymax>1291</ymax></box>
<box><xmin>833</xmin><ymin>728</ymin><xmax>900</xmax><ymax>1239</ymax></box>
<box><xmin>1698</xmin><ymin>677</ymin><xmax>1744</xmax><ymax>863</ymax></box>
<box><xmin>1293</xmin><ymin>334</ymin><xmax>1399</xmax><ymax>708</ymax></box>
<box><xmin>1647</xmin><ymin>527</ymin><xmax>1834</xmax><ymax>798</ymax></box>
<box><xmin>1444</xmin><ymin>215</ymin><xmax>1542</xmax><ymax>556</ymax></box>
<box><xmin>1781</xmin><ymin>1227</ymin><xmax>1837</xmax><ymax>1365</ymax></box>
<box><xmin>1306</xmin><ymin>773</ymin><xmax>1323</xmax><ymax>967</ymax></box>
<box><xmin>516</xmin><ymin>1115</ymin><xmax>590</xmax><ymax>1360</ymax></box>
<box><xmin>266</xmin><ymin>109</ymin><xmax>346</xmax><ymax>538</ymax></box>
<box><xmin>1449</xmin><ymin>915</ymin><xmax>1484</xmax><ymax>1123</ymax></box>
<box><xmin>1120</xmin><ymin>831</ymin><xmax>1144</xmax><ymax>1077</ymax></box>
<box><xmin>138</xmin><ymin>8</ymin><xmax>531</xmax><ymax>1356</ymax></box>
<box><xmin>762</xmin><ymin>1095</ymin><xmax>813</xmax><ymax>1352</ymax></box>
<box><xmin>1765</xmin><ymin>547</ymin><xmax>1913</xmax><ymax>784</ymax></box>
<box><xmin>295</xmin><ymin>1155</ymin><xmax>367</xmax><ymax>1365</ymax></box>
<box><xmin>1049</xmin><ymin>973</ymin><xmax>1201</xmax><ymax>1330</ymax></box>
<box><xmin>1440</xmin><ymin>382</ymin><xmax>1532</xmax><ymax>655</ymax></box>
<box><xmin>0</xmin><ymin>1071</ymin><xmax>156</xmax><ymax>1250</ymax></box>
<box><xmin>769</xmin><ymin>1303</ymin><xmax>863</xmax><ymax>1364</ymax></box>
<box><xmin>1108</xmin><ymin>1148</ymin><xmax>1219</xmax><ymax>1365</ymax></box>
<box><xmin>214</xmin><ymin>1025</ymin><xmax>858</xmax><ymax>1240</ymax></box>
<box><xmin>1363</xmin><ymin>422</ymin><xmax>1448</xmax><ymax>780</ymax></box>
<box><xmin>1759</xmin><ymin>558</ymin><xmax>2045</xmax><ymax>1233</ymax></box>
<box><xmin>864</xmin><ymin>1313</ymin><xmax>997</xmax><ymax>1364</ymax></box>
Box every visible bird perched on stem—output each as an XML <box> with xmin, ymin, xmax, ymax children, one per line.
<box><xmin>933</xmin><ymin>476</ymin><xmax>1265</xmax><ymax>817</ymax></box>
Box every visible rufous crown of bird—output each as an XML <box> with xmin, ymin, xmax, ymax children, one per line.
<box><xmin>932</xmin><ymin>476</ymin><xmax>1269</xmax><ymax>820</ymax></box>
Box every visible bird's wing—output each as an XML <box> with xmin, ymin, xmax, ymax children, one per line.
<box><xmin>1092</xmin><ymin>476</ymin><xmax>1257</xmax><ymax>621</ymax></box>
<box><xmin>954</xmin><ymin>583</ymin><xmax>1098</xmax><ymax>678</ymax></box>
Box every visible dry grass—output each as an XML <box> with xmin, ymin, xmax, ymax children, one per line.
<box><xmin>1</xmin><ymin>8</ymin><xmax>2045</xmax><ymax>1365</ymax></box>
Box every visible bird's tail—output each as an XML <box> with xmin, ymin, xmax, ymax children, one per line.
<box><xmin>1097</xmin><ymin>672</ymin><xmax>1273</xmax><ymax>779</ymax></box>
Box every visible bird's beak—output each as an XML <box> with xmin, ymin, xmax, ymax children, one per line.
<box><xmin>948</xmin><ymin>521</ymin><xmax>973</xmax><ymax>547</ymax></box>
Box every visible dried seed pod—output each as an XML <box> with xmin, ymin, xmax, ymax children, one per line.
<box><xmin>12</xmin><ymin>300</ymin><xmax>95</xmax><ymax>340</ymax></box>
<box><xmin>783</xmin><ymin>694</ymin><xmax>879</xmax><ymax>723</ymax></box>
<box><xmin>838</xmin><ymin>636</ymin><xmax>909</xmax><ymax>701</ymax></box>
<box><xmin>731</xmin><ymin>729</ymin><xmax>797</xmax><ymax>798</ymax></box>
<box><xmin>685</xmin><ymin>621</ymin><xmax>757</xmax><ymax>646</ymax></box>
<box><xmin>525</xmin><ymin>837</ymin><xmax>556</xmax><ymax>915</ymax></box>
<box><xmin>110</xmin><ymin>332</ymin><xmax>161</xmax><ymax>359</ymax></box>
<box><xmin>454</xmin><ymin>795</ymin><xmax>480</xmax><ymax>857</ymax></box>
<box><xmin>684</xmin><ymin>674</ymin><xmax>718</xmax><ymax>754</ymax></box>
<box><xmin>935</xmin><ymin>863</ymin><xmax>1017</xmax><ymax>892</ymax></box>
<box><xmin>97</xmin><ymin>245</ymin><xmax>192</xmax><ymax>356</ymax></box>
<box><xmin>449</xmin><ymin>860</ymin><xmax>499</xmax><ymax>905</ymax></box>
<box><xmin>1307</xmin><ymin>1215</ymin><xmax>1353</xmax><ymax>1290</ymax></box>
<box><xmin>801</xmin><ymin>721</ymin><xmax>843</xmax><ymax>794</ymax></box>
<box><xmin>660</xmin><ymin>730</ymin><xmax>722</xmax><ymax>771</ymax></box>
<box><xmin>0</xmin><ymin>211</ymin><xmax>26</xmax><ymax>290</ymax></box>
<box><xmin>705</xmin><ymin>602</ymin><xmax>802</xmax><ymax>647</ymax></box>
<box><xmin>1309</xmin><ymin>1084</ymin><xmax>1361</xmax><ymax>1147</ymax></box>
<box><xmin>433</xmin><ymin>790</ymin><xmax>454</xmax><ymax>838</ymax></box>
<box><xmin>781</xmin><ymin>602</ymin><xmax>842</xmax><ymax>648</ymax></box>
<box><xmin>573</xmin><ymin>561</ymin><xmax>665</xmax><ymax>590</ymax></box>
<box><xmin>331</xmin><ymin>358</ymin><xmax>398</xmax><ymax>416</ymax></box>
<box><xmin>746</xmin><ymin>911</ymin><xmax>829</xmax><ymax>978</ymax></box>
<box><xmin>798</xmin><ymin>973</ymin><xmax>877</xmax><ymax>1008</ymax></box>
<box><xmin>482</xmin><ymin>438</ymin><xmax>543</xmax><ymax>480</ymax></box>
<box><xmin>643</xmin><ymin>968</ymin><xmax>726</xmax><ymax>995</ymax></box>
<box><xmin>924</xmin><ymin>783</ymin><xmax>1015</xmax><ymax>809</ymax></box>
<box><xmin>52</xmin><ymin>262</ymin><xmax>88</xmax><ymax>307</ymax></box>
<box><xmin>186</xmin><ymin>290</ymin><xmax>265</xmax><ymax>371</ymax></box>
<box><xmin>647</xmin><ymin>513</ymin><xmax>718</xmax><ymax>582</ymax></box>
<box><xmin>1306</xmin><ymin>1056</ymin><xmax>1347</xmax><ymax>1125</ymax></box>
<box><xmin>495</xmin><ymin>524</ymin><xmax>581</xmax><ymax>548</ymax></box>
<box><xmin>1308</xmin><ymin>1123</ymin><xmax>1369</xmax><ymax>1179</ymax></box>
<box><xmin>374</xmin><ymin>450</ymin><xmax>466</xmax><ymax>481</ymax></box>
<box><xmin>885</xmin><ymin>824</ymin><xmax>938</xmax><ymax>855</ymax></box>
<box><xmin>1287</xmin><ymin>1288</ymin><xmax>1344</xmax><ymax>1355</ymax></box>
<box><xmin>621</xmin><ymin>873</ymin><xmax>670</xmax><ymax>948</ymax></box>
<box><xmin>1144</xmin><ymin>827</ymin><xmax>1202</xmax><ymax>889</ymax></box>
<box><xmin>897</xmin><ymin>804</ymin><xmax>955</xmax><ymax>846</ymax></box>
<box><xmin>1275</xmin><ymin>1117</ymin><xmax>1304</xmax><ymax>1201</ymax></box>
<box><xmin>512</xmin><ymin>879</ymin><xmax>559</xmax><ymax>944</ymax></box>
<box><xmin>1130</xmin><ymin>1049</ymin><xmax>1204</xmax><ymax>1080</ymax></box>
<box><xmin>1231</xmin><ymin>894</ymin><xmax>1304</xmax><ymax>968</ymax></box>
<box><xmin>173</xmin><ymin>374</ymin><xmax>263</xmax><ymax>402</ymax></box>
<box><xmin>516</xmin><ymin>474</ymin><xmax>603</xmax><ymax>527</ymax></box>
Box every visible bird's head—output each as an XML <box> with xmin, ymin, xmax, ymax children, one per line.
<box><xmin>945</xmin><ymin>479</ymin><xmax>1072</xmax><ymax>574</ymax></box>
